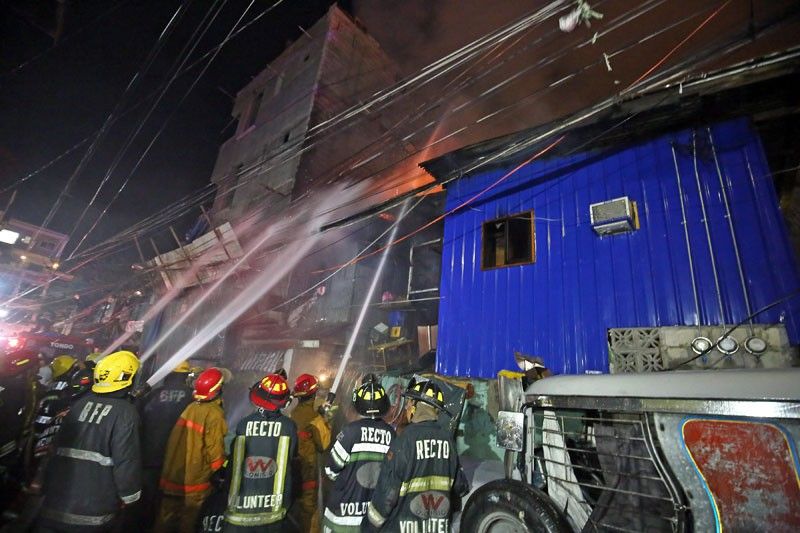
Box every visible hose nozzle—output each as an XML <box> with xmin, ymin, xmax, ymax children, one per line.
<box><xmin>131</xmin><ymin>383</ymin><xmax>152</xmax><ymax>400</ymax></box>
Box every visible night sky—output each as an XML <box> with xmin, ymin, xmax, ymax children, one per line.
<box><xmin>0</xmin><ymin>0</ymin><xmax>342</xmax><ymax>266</ymax></box>
<box><xmin>1</xmin><ymin>0</ymin><xmax>798</xmax><ymax>274</ymax></box>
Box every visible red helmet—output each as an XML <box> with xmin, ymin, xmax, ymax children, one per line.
<box><xmin>250</xmin><ymin>374</ymin><xmax>290</xmax><ymax>411</ymax></box>
<box><xmin>1</xmin><ymin>349</ymin><xmax>36</xmax><ymax>377</ymax></box>
<box><xmin>193</xmin><ymin>368</ymin><xmax>224</xmax><ymax>401</ymax></box>
<box><xmin>293</xmin><ymin>373</ymin><xmax>319</xmax><ymax>398</ymax></box>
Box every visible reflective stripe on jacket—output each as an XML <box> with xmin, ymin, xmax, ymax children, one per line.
<box><xmin>323</xmin><ymin>418</ymin><xmax>395</xmax><ymax>532</ymax></box>
<box><xmin>41</xmin><ymin>391</ymin><xmax>142</xmax><ymax>526</ymax></box>
<box><xmin>139</xmin><ymin>373</ymin><xmax>192</xmax><ymax>469</ymax></box>
<box><xmin>224</xmin><ymin>410</ymin><xmax>297</xmax><ymax>526</ymax></box>
<box><xmin>365</xmin><ymin>420</ymin><xmax>468</xmax><ymax>532</ymax></box>
<box><xmin>160</xmin><ymin>399</ymin><xmax>227</xmax><ymax>496</ymax></box>
<box><xmin>290</xmin><ymin>400</ymin><xmax>331</xmax><ymax>489</ymax></box>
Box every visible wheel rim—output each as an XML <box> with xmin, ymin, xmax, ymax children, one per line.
<box><xmin>476</xmin><ymin>510</ymin><xmax>529</xmax><ymax>533</ymax></box>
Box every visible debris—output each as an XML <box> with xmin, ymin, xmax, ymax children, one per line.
<box><xmin>559</xmin><ymin>1</ymin><xmax>604</xmax><ymax>33</ymax></box>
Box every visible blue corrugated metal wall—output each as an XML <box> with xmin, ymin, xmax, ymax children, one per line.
<box><xmin>437</xmin><ymin>119</ymin><xmax>800</xmax><ymax>378</ymax></box>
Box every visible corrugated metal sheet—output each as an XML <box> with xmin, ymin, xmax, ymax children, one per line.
<box><xmin>437</xmin><ymin>119</ymin><xmax>800</xmax><ymax>378</ymax></box>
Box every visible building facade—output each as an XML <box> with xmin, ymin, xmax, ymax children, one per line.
<box><xmin>423</xmin><ymin>53</ymin><xmax>800</xmax><ymax>378</ymax></box>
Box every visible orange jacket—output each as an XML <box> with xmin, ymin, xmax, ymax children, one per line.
<box><xmin>290</xmin><ymin>399</ymin><xmax>331</xmax><ymax>491</ymax></box>
<box><xmin>159</xmin><ymin>399</ymin><xmax>227</xmax><ymax>496</ymax></box>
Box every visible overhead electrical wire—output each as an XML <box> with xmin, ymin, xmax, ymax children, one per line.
<box><xmin>68</xmin><ymin>0</ymin><xmax>287</xmax><ymax>259</ymax></box>
<box><xmin>21</xmin><ymin>0</ymin><xmax>652</xmax><ymax>260</ymax></box>
<box><xmin>625</xmin><ymin>0</ymin><xmax>733</xmax><ymax>90</ymax></box>
<box><xmin>0</xmin><ymin>0</ymin><xmax>133</xmax><ymax>79</ymax></box>
<box><xmin>65</xmin><ymin>0</ymin><xmax>231</xmax><ymax>247</ymax></box>
<box><xmin>1</xmin><ymin>0</ymin><xmax>788</xmax><ymax>304</ymax></box>
<box><xmin>69</xmin><ymin>0</ymin><xmax>780</xmax><ymax>264</ymax></box>
<box><xmin>33</xmin><ymin>1</ymin><xmax>192</xmax><ymax>234</ymax></box>
<box><xmin>67</xmin><ymin>2</ymin><xmax>752</xmax><ymax>278</ymax></box>
<box><xmin>0</xmin><ymin>0</ymin><xmax>303</xmax><ymax>195</ymax></box>
<box><xmin>63</xmin><ymin>0</ymin><xmax>578</xmax><ymax>260</ymax></box>
<box><xmin>214</xmin><ymin>0</ymin><xmax>721</xmax><ymax>219</ymax></box>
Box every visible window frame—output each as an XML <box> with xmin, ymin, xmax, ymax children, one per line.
<box><xmin>480</xmin><ymin>210</ymin><xmax>536</xmax><ymax>270</ymax></box>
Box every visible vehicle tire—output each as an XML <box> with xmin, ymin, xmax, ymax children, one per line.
<box><xmin>461</xmin><ymin>479</ymin><xmax>572</xmax><ymax>533</ymax></box>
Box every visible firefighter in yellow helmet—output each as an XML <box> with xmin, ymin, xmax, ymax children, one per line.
<box><xmin>154</xmin><ymin>367</ymin><xmax>227</xmax><ymax>533</ymax></box>
<box><xmin>29</xmin><ymin>355</ymin><xmax>80</xmax><ymax>480</ymax></box>
<box><xmin>84</xmin><ymin>349</ymin><xmax>105</xmax><ymax>370</ymax></box>
<box><xmin>51</xmin><ymin>355</ymin><xmax>78</xmax><ymax>380</ymax></box>
<box><xmin>289</xmin><ymin>373</ymin><xmax>331</xmax><ymax>533</ymax></box>
<box><xmin>137</xmin><ymin>360</ymin><xmax>193</xmax><ymax>529</ymax></box>
<box><xmin>37</xmin><ymin>351</ymin><xmax>143</xmax><ymax>532</ymax></box>
<box><xmin>364</xmin><ymin>380</ymin><xmax>469</xmax><ymax>532</ymax></box>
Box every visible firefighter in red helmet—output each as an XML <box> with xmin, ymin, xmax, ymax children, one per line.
<box><xmin>154</xmin><ymin>368</ymin><xmax>227</xmax><ymax>533</ymax></box>
<box><xmin>289</xmin><ymin>373</ymin><xmax>331</xmax><ymax>533</ymax></box>
<box><xmin>222</xmin><ymin>373</ymin><xmax>298</xmax><ymax>531</ymax></box>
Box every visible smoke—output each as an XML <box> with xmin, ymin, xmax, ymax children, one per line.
<box><xmin>144</xmin><ymin>182</ymin><xmax>365</xmax><ymax>387</ymax></box>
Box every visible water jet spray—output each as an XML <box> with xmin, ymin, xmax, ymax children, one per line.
<box><xmin>325</xmin><ymin>199</ymin><xmax>410</xmax><ymax>409</ymax></box>
<box><xmin>143</xmin><ymin>185</ymin><xmax>363</xmax><ymax>388</ymax></box>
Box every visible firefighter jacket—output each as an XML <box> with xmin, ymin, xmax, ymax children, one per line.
<box><xmin>40</xmin><ymin>390</ymin><xmax>142</xmax><ymax>528</ymax></box>
<box><xmin>140</xmin><ymin>372</ymin><xmax>192</xmax><ymax>469</ymax></box>
<box><xmin>160</xmin><ymin>398</ymin><xmax>227</xmax><ymax>497</ymax></box>
<box><xmin>323</xmin><ymin>418</ymin><xmax>395</xmax><ymax>532</ymax></box>
<box><xmin>364</xmin><ymin>419</ymin><xmax>468</xmax><ymax>533</ymax></box>
<box><xmin>32</xmin><ymin>375</ymin><xmax>73</xmax><ymax>460</ymax></box>
<box><xmin>196</xmin><ymin>486</ymin><xmax>228</xmax><ymax>532</ymax></box>
<box><xmin>290</xmin><ymin>399</ymin><xmax>331</xmax><ymax>492</ymax></box>
<box><xmin>0</xmin><ymin>374</ymin><xmax>36</xmax><ymax>464</ymax></box>
<box><xmin>224</xmin><ymin>409</ymin><xmax>298</xmax><ymax>527</ymax></box>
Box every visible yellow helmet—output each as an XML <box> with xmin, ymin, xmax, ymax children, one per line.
<box><xmin>51</xmin><ymin>355</ymin><xmax>77</xmax><ymax>379</ymax></box>
<box><xmin>93</xmin><ymin>351</ymin><xmax>140</xmax><ymax>393</ymax></box>
<box><xmin>85</xmin><ymin>352</ymin><xmax>105</xmax><ymax>364</ymax></box>
<box><xmin>173</xmin><ymin>360</ymin><xmax>191</xmax><ymax>373</ymax></box>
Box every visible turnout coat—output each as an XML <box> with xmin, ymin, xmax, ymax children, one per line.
<box><xmin>323</xmin><ymin>418</ymin><xmax>395</xmax><ymax>531</ymax></box>
<box><xmin>224</xmin><ymin>409</ymin><xmax>298</xmax><ymax>528</ymax></box>
<box><xmin>364</xmin><ymin>419</ymin><xmax>468</xmax><ymax>532</ymax></box>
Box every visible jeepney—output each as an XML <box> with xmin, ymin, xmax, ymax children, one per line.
<box><xmin>463</xmin><ymin>369</ymin><xmax>800</xmax><ymax>532</ymax></box>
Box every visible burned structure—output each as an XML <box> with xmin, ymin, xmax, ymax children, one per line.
<box><xmin>144</xmin><ymin>6</ymin><xmax>443</xmax><ymax>421</ymax></box>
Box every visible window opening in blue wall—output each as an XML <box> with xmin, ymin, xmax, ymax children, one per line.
<box><xmin>481</xmin><ymin>211</ymin><xmax>535</xmax><ymax>269</ymax></box>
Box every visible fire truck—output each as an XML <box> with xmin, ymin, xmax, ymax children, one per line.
<box><xmin>0</xmin><ymin>331</ymin><xmax>93</xmax><ymax>361</ymax></box>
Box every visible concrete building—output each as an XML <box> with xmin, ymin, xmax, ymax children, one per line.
<box><xmin>209</xmin><ymin>4</ymin><xmax>405</xmax><ymax>224</ymax></box>
<box><xmin>145</xmin><ymin>6</ymin><xmax>443</xmax><ymax>423</ymax></box>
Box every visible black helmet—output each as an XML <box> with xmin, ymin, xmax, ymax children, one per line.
<box><xmin>353</xmin><ymin>374</ymin><xmax>389</xmax><ymax>418</ymax></box>
<box><xmin>69</xmin><ymin>368</ymin><xmax>94</xmax><ymax>399</ymax></box>
<box><xmin>404</xmin><ymin>379</ymin><xmax>445</xmax><ymax>411</ymax></box>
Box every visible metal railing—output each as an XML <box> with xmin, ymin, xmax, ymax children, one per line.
<box><xmin>530</xmin><ymin>408</ymin><xmax>688</xmax><ymax>532</ymax></box>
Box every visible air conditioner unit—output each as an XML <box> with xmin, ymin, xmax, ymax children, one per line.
<box><xmin>589</xmin><ymin>196</ymin><xmax>635</xmax><ymax>235</ymax></box>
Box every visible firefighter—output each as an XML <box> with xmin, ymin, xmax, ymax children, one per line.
<box><xmin>29</xmin><ymin>355</ymin><xmax>80</xmax><ymax>479</ymax></box>
<box><xmin>289</xmin><ymin>373</ymin><xmax>331</xmax><ymax>533</ymax></box>
<box><xmin>84</xmin><ymin>349</ymin><xmax>105</xmax><ymax>370</ymax></box>
<box><xmin>29</xmin><ymin>368</ymin><xmax>93</xmax><ymax>492</ymax></box>
<box><xmin>194</xmin><ymin>467</ymin><xmax>228</xmax><ymax>533</ymax></box>
<box><xmin>155</xmin><ymin>367</ymin><xmax>227</xmax><ymax>533</ymax></box>
<box><xmin>139</xmin><ymin>360</ymin><xmax>194</xmax><ymax>528</ymax></box>
<box><xmin>36</xmin><ymin>350</ymin><xmax>143</xmax><ymax>532</ymax></box>
<box><xmin>322</xmin><ymin>374</ymin><xmax>395</xmax><ymax>532</ymax></box>
<box><xmin>0</xmin><ymin>351</ymin><xmax>37</xmax><ymax>512</ymax></box>
<box><xmin>363</xmin><ymin>380</ymin><xmax>469</xmax><ymax>532</ymax></box>
<box><xmin>223</xmin><ymin>373</ymin><xmax>297</xmax><ymax>531</ymax></box>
